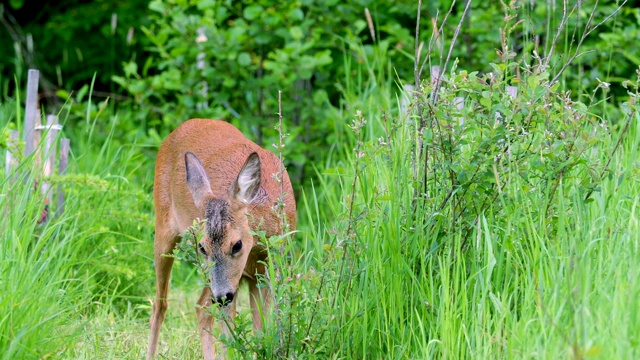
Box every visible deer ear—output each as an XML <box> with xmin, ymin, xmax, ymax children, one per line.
<box><xmin>232</xmin><ymin>152</ymin><xmax>261</xmax><ymax>204</ymax></box>
<box><xmin>185</xmin><ymin>152</ymin><xmax>212</xmax><ymax>208</ymax></box>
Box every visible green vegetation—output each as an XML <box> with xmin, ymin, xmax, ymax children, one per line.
<box><xmin>1</xmin><ymin>0</ymin><xmax>640</xmax><ymax>359</ymax></box>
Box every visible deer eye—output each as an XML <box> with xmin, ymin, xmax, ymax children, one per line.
<box><xmin>231</xmin><ymin>240</ymin><xmax>242</xmax><ymax>255</ymax></box>
<box><xmin>198</xmin><ymin>243</ymin><xmax>207</xmax><ymax>255</ymax></box>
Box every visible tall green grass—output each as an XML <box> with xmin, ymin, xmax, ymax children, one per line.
<box><xmin>295</xmin><ymin>43</ymin><xmax>640</xmax><ymax>357</ymax></box>
<box><xmin>0</xmin><ymin>96</ymin><xmax>157</xmax><ymax>358</ymax></box>
<box><xmin>244</xmin><ymin>10</ymin><xmax>640</xmax><ymax>356</ymax></box>
<box><xmin>320</xmin><ymin>112</ymin><xmax>640</xmax><ymax>358</ymax></box>
<box><xmin>0</xmin><ymin>155</ymin><xmax>91</xmax><ymax>358</ymax></box>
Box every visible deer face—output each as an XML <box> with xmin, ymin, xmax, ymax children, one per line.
<box><xmin>185</xmin><ymin>151</ymin><xmax>261</xmax><ymax>306</ymax></box>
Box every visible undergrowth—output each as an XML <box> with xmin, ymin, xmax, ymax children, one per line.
<box><xmin>1</xmin><ymin>1</ymin><xmax>639</xmax><ymax>359</ymax></box>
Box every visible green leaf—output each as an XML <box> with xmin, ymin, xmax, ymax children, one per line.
<box><xmin>9</xmin><ymin>0</ymin><xmax>24</xmax><ymax>9</ymax></box>
<box><xmin>223</xmin><ymin>77</ymin><xmax>236</xmax><ymax>88</ymax></box>
<box><xmin>238</xmin><ymin>52</ymin><xmax>252</xmax><ymax>67</ymax></box>
<box><xmin>288</xmin><ymin>8</ymin><xmax>304</xmax><ymax>21</ymax></box>
<box><xmin>123</xmin><ymin>61</ymin><xmax>138</xmax><ymax>77</ymax></box>
<box><xmin>290</xmin><ymin>26</ymin><xmax>304</xmax><ymax>40</ymax></box>
<box><xmin>76</xmin><ymin>84</ymin><xmax>89</xmax><ymax>103</ymax></box>
<box><xmin>314</xmin><ymin>50</ymin><xmax>332</xmax><ymax>66</ymax></box>
<box><xmin>56</xmin><ymin>89</ymin><xmax>70</xmax><ymax>99</ymax></box>
<box><xmin>149</xmin><ymin>0</ymin><xmax>165</xmax><ymax>13</ymax></box>
<box><xmin>243</xmin><ymin>5</ymin><xmax>263</xmax><ymax>21</ymax></box>
<box><xmin>196</xmin><ymin>0</ymin><xmax>217</xmax><ymax>10</ymax></box>
<box><xmin>527</xmin><ymin>75</ymin><xmax>539</xmax><ymax>90</ymax></box>
<box><xmin>480</xmin><ymin>96</ymin><xmax>492</xmax><ymax>109</ymax></box>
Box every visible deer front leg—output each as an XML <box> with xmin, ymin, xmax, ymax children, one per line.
<box><xmin>147</xmin><ymin>233</ymin><xmax>178</xmax><ymax>360</ymax></box>
<box><xmin>197</xmin><ymin>287</ymin><xmax>237</xmax><ymax>360</ymax></box>
<box><xmin>196</xmin><ymin>287</ymin><xmax>216</xmax><ymax>360</ymax></box>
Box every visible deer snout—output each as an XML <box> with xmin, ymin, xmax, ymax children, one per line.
<box><xmin>210</xmin><ymin>264</ymin><xmax>237</xmax><ymax>306</ymax></box>
<box><xmin>215</xmin><ymin>292</ymin><xmax>235</xmax><ymax>306</ymax></box>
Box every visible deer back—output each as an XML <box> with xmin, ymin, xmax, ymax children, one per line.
<box><xmin>154</xmin><ymin>119</ymin><xmax>296</xmax><ymax>240</ymax></box>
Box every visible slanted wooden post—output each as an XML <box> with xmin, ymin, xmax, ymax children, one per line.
<box><xmin>23</xmin><ymin>69</ymin><xmax>39</xmax><ymax>158</ymax></box>
<box><xmin>430</xmin><ymin>66</ymin><xmax>441</xmax><ymax>85</ymax></box>
<box><xmin>57</xmin><ymin>138</ymin><xmax>70</xmax><ymax>217</ymax></box>
<box><xmin>40</xmin><ymin>115</ymin><xmax>61</xmax><ymax>205</ymax></box>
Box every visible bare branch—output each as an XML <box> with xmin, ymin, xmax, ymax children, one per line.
<box><xmin>431</xmin><ymin>0</ymin><xmax>473</xmax><ymax>104</ymax></box>
<box><xmin>543</xmin><ymin>0</ymin><xmax>577</xmax><ymax>71</ymax></box>
<box><xmin>550</xmin><ymin>0</ymin><xmax>627</xmax><ymax>85</ymax></box>
<box><xmin>414</xmin><ymin>0</ymin><xmax>423</xmax><ymax>99</ymax></box>
<box><xmin>418</xmin><ymin>2</ymin><xmax>456</xmax><ymax>81</ymax></box>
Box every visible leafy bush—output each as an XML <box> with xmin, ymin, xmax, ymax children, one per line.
<box><xmin>412</xmin><ymin>67</ymin><xmax>619</xmax><ymax>238</ymax></box>
<box><xmin>110</xmin><ymin>0</ymin><xmax>455</xmax><ymax>186</ymax></box>
<box><xmin>113</xmin><ymin>0</ymin><xmax>336</xmax><ymax>186</ymax></box>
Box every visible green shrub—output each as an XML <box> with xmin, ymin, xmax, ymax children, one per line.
<box><xmin>110</xmin><ymin>0</ymin><xmax>449</xmax><ymax>187</ymax></box>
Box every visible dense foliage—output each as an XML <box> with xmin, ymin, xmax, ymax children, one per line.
<box><xmin>0</xmin><ymin>0</ymin><xmax>149</xmax><ymax>94</ymax></box>
<box><xmin>3</xmin><ymin>0</ymin><xmax>639</xmax><ymax>185</ymax></box>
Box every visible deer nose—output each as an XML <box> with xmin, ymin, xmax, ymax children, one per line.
<box><xmin>215</xmin><ymin>292</ymin><xmax>234</xmax><ymax>306</ymax></box>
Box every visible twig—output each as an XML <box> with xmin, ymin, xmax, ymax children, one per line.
<box><xmin>414</xmin><ymin>0</ymin><xmax>423</xmax><ymax>100</ymax></box>
<box><xmin>271</xmin><ymin>90</ymin><xmax>285</xmax><ymax>349</ymax></box>
<box><xmin>418</xmin><ymin>4</ymin><xmax>454</xmax><ymax>81</ymax></box>
<box><xmin>543</xmin><ymin>0</ymin><xmax>574</xmax><ymax>71</ymax></box>
<box><xmin>277</xmin><ymin>90</ymin><xmax>286</xmax><ymax>235</ymax></box>
<box><xmin>550</xmin><ymin>0</ymin><xmax>627</xmax><ymax>85</ymax></box>
<box><xmin>430</xmin><ymin>0</ymin><xmax>473</xmax><ymax>104</ymax></box>
<box><xmin>331</xmin><ymin>112</ymin><xmax>365</xmax><ymax>306</ymax></box>
<box><xmin>301</xmin><ymin>243</ymin><xmax>329</xmax><ymax>353</ymax></box>
<box><xmin>413</xmin><ymin>0</ymin><xmax>424</xmax><ymax>189</ymax></box>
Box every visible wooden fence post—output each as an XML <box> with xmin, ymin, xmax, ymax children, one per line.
<box><xmin>196</xmin><ymin>27</ymin><xmax>208</xmax><ymax>111</ymax></box>
<box><xmin>430</xmin><ymin>66</ymin><xmax>441</xmax><ymax>85</ymax></box>
<box><xmin>23</xmin><ymin>69</ymin><xmax>39</xmax><ymax>158</ymax></box>
<box><xmin>39</xmin><ymin>115</ymin><xmax>61</xmax><ymax>205</ymax></box>
<box><xmin>57</xmin><ymin>138</ymin><xmax>70</xmax><ymax>217</ymax></box>
<box><xmin>2</xmin><ymin>68</ymin><xmax>71</xmax><ymax>221</ymax></box>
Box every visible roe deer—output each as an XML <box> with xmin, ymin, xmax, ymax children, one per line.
<box><xmin>147</xmin><ymin>119</ymin><xmax>296</xmax><ymax>359</ymax></box>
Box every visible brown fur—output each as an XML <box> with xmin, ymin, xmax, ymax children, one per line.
<box><xmin>147</xmin><ymin>119</ymin><xmax>296</xmax><ymax>359</ymax></box>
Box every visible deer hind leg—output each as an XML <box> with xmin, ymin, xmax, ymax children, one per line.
<box><xmin>197</xmin><ymin>286</ymin><xmax>238</xmax><ymax>360</ymax></box>
<box><xmin>147</xmin><ymin>230</ymin><xmax>179</xmax><ymax>360</ymax></box>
